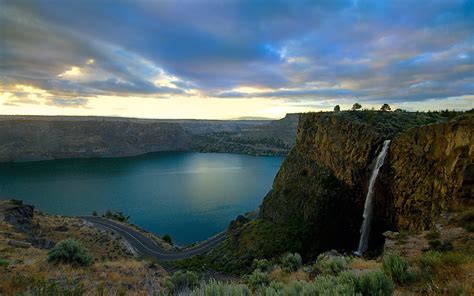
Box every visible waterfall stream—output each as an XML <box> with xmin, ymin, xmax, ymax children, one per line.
<box><xmin>356</xmin><ymin>139</ymin><xmax>391</xmax><ymax>255</ymax></box>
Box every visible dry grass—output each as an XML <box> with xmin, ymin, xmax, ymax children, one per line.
<box><xmin>349</xmin><ymin>258</ymin><xmax>381</xmax><ymax>273</ymax></box>
<box><xmin>0</xmin><ymin>212</ymin><xmax>168</xmax><ymax>295</ymax></box>
<box><xmin>416</xmin><ymin>252</ymin><xmax>474</xmax><ymax>295</ymax></box>
<box><xmin>268</xmin><ymin>266</ymin><xmax>310</xmax><ymax>284</ymax></box>
<box><xmin>32</xmin><ymin>212</ymin><xmax>135</xmax><ymax>261</ymax></box>
<box><xmin>383</xmin><ymin>209</ymin><xmax>474</xmax><ymax>296</ymax></box>
<box><xmin>0</xmin><ymin>258</ymin><xmax>167</xmax><ymax>295</ymax></box>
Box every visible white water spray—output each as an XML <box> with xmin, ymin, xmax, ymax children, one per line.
<box><xmin>356</xmin><ymin>139</ymin><xmax>391</xmax><ymax>255</ymax></box>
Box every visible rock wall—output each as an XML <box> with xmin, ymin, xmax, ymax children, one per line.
<box><xmin>0</xmin><ymin>115</ymin><xmax>299</xmax><ymax>162</ymax></box>
<box><xmin>382</xmin><ymin>115</ymin><xmax>473</xmax><ymax>230</ymax></box>
<box><xmin>256</xmin><ymin>111</ymin><xmax>472</xmax><ymax>257</ymax></box>
<box><xmin>0</xmin><ymin>119</ymin><xmax>192</xmax><ymax>162</ymax></box>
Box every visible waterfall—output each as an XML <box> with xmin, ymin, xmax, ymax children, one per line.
<box><xmin>356</xmin><ymin>139</ymin><xmax>391</xmax><ymax>255</ymax></box>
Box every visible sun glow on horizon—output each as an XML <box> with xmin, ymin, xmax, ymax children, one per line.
<box><xmin>1</xmin><ymin>82</ymin><xmax>473</xmax><ymax>120</ymax></box>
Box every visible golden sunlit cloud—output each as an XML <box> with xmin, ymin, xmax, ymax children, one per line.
<box><xmin>1</xmin><ymin>84</ymin><xmax>90</xmax><ymax>109</ymax></box>
<box><xmin>231</xmin><ymin>86</ymin><xmax>274</xmax><ymax>94</ymax></box>
<box><xmin>14</xmin><ymin>84</ymin><xmax>48</xmax><ymax>94</ymax></box>
<box><xmin>152</xmin><ymin>69</ymin><xmax>181</xmax><ymax>89</ymax></box>
<box><xmin>58</xmin><ymin>66</ymin><xmax>82</xmax><ymax>78</ymax></box>
<box><xmin>86</xmin><ymin>58</ymin><xmax>95</xmax><ymax>65</ymax></box>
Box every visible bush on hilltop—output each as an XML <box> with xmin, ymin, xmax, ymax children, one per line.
<box><xmin>47</xmin><ymin>239</ymin><xmax>92</xmax><ymax>266</ymax></box>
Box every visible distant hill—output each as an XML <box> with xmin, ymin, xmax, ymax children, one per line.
<box><xmin>231</xmin><ymin>116</ymin><xmax>275</xmax><ymax>120</ymax></box>
<box><xmin>0</xmin><ymin>114</ymin><xmax>299</xmax><ymax>162</ymax></box>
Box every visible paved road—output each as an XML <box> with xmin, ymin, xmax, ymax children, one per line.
<box><xmin>81</xmin><ymin>216</ymin><xmax>226</xmax><ymax>261</ymax></box>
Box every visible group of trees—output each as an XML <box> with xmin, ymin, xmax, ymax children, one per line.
<box><xmin>333</xmin><ymin>103</ymin><xmax>391</xmax><ymax>112</ymax></box>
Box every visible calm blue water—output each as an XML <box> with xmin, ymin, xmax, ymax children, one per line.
<box><xmin>0</xmin><ymin>152</ymin><xmax>282</xmax><ymax>245</ymax></box>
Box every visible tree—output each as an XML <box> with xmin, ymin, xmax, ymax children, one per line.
<box><xmin>380</xmin><ymin>104</ymin><xmax>391</xmax><ymax>112</ymax></box>
<box><xmin>352</xmin><ymin>103</ymin><xmax>362</xmax><ymax>111</ymax></box>
<box><xmin>104</xmin><ymin>210</ymin><xmax>113</xmax><ymax>219</ymax></box>
<box><xmin>92</xmin><ymin>210</ymin><xmax>97</xmax><ymax>216</ymax></box>
<box><xmin>162</xmin><ymin>234</ymin><xmax>173</xmax><ymax>245</ymax></box>
<box><xmin>334</xmin><ymin>105</ymin><xmax>341</xmax><ymax>112</ymax></box>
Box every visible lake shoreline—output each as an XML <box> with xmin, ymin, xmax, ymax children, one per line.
<box><xmin>0</xmin><ymin>152</ymin><xmax>283</xmax><ymax>245</ymax></box>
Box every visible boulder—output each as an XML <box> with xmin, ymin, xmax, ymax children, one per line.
<box><xmin>8</xmin><ymin>239</ymin><xmax>31</xmax><ymax>248</ymax></box>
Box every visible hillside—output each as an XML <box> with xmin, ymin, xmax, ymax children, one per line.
<box><xmin>1</xmin><ymin>111</ymin><xmax>473</xmax><ymax>295</ymax></box>
<box><xmin>187</xmin><ymin>111</ymin><xmax>472</xmax><ymax>273</ymax></box>
<box><xmin>0</xmin><ymin>200</ymin><xmax>169</xmax><ymax>294</ymax></box>
<box><xmin>0</xmin><ymin>114</ymin><xmax>299</xmax><ymax>162</ymax></box>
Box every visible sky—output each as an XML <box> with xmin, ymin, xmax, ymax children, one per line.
<box><xmin>0</xmin><ymin>0</ymin><xmax>473</xmax><ymax>119</ymax></box>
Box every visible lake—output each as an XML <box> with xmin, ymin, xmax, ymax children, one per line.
<box><xmin>0</xmin><ymin>152</ymin><xmax>283</xmax><ymax>245</ymax></box>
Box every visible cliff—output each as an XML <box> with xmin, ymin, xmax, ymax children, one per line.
<box><xmin>214</xmin><ymin>111</ymin><xmax>472</xmax><ymax>272</ymax></box>
<box><xmin>0</xmin><ymin>119</ymin><xmax>192</xmax><ymax>162</ymax></box>
<box><xmin>0</xmin><ymin>114</ymin><xmax>298</xmax><ymax>162</ymax></box>
<box><xmin>380</xmin><ymin>115</ymin><xmax>473</xmax><ymax>230</ymax></box>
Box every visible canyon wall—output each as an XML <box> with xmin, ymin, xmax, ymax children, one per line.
<box><xmin>0</xmin><ymin>119</ymin><xmax>192</xmax><ymax>162</ymax></box>
<box><xmin>381</xmin><ymin>115</ymin><xmax>473</xmax><ymax>230</ymax></box>
<box><xmin>224</xmin><ymin>111</ymin><xmax>472</xmax><ymax>268</ymax></box>
<box><xmin>0</xmin><ymin>114</ymin><xmax>298</xmax><ymax>162</ymax></box>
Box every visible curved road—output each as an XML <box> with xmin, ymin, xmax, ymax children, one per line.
<box><xmin>81</xmin><ymin>216</ymin><xmax>226</xmax><ymax>260</ymax></box>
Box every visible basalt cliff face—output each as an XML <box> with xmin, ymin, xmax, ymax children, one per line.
<box><xmin>0</xmin><ymin>114</ymin><xmax>298</xmax><ymax>162</ymax></box>
<box><xmin>0</xmin><ymin>119</ymin><xmax>192</xmax><ymax>162</ymax></box>
<box><xmin>228</xmin><ymin>111</ymin><xmax>473</xmax><ymax>266</ymax></box>
<box><xmin>380</xmin><ymin>116</ymin><xmax>473</xmax><ymax>231</ymax></box>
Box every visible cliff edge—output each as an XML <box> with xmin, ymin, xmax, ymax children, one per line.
<box><xmin>209</xmin><ymin>111</ymin><xmax>473</xmax><ymax>273</ymax></box>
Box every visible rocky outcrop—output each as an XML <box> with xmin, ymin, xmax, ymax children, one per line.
<box><xmin>381</xmin><ymin>115</ymin><xmax>473</xmax><ymax>230</ymax></box>
<box><xmin>0</xmin><ymin>199</ymin><xmax>36</xmax><ymax>235</ymax></box>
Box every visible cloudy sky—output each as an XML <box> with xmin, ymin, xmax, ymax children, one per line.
<box><xmin>1</xmin><ymin>0</ymin><xmax>473</xmax><ymax>119</ymax></box>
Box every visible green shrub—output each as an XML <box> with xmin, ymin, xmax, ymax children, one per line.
<box><xmin>262</xmin><ymin>280</ymin><xmax>315</xmax><ymax>295</ymax></box>
<box><xmin>256</xmin><ymin>281</ymin><xmax>285</xmax><ymax>295</ymax></box>
<box><xmin>419</xmin><ymin>250</ymin><xmax>467</xmax><ymax>273</ymax></box>
<box><xmin>189</xmin><ymin>280</ymin><xmax>251</xmax><ymax>296</ymax></box>
<box><xmin>356</xmin><ymin>271</ymin><xmax>395</xmax><ymax>296</ymax></box>
<box><xmin>253</xmin><ymin>258</ymin><xmax>273</xmax><ymax>272</ymax></box>
<box><xmin>313</xmin><ymin>254</ymin><xmax>349</xmax><ymax>276</ymax></box>
<box><xmin>103</xmin><ymin>210</ymin><xmax>130</xmax><ymax>222</ymax></box>
<box><xmin>47</xmin><ymin>239</ymin><xmax>92</xmax><ymax>266</ymax></box>
<box><xmin>382</xmin><ymin>254</ymin><xmax>413</xmax><ymax>285</ymax></box>
<box><xmin>312</xmin><ymin>275</ymin><xmax>357</xmax><ymax>295</ymax></box>
<box><xmin>245</xmin><ymin>270</ymin><xmax>270</xmax><ymax>290</ymax></box>
<box><xmin>257</xmin><ymin>278</ymin><xmax>356</xmax><ymax>296</ymax></box>
<box><xmin>280</xmin><ymin>253</ymin><xmax>302</xmax><ymax>273</ymax></box>
<box><xmin>254</xmin><ymin>271</ymin><xmax>394</xmax><ymax>296</ymax></box>
<box><xmin>439</xmin><ymin>252</ymin><xmax>467</xmax><ymax>266</ymax></box>
<box><xmin>0</xmin><ymin>257</ymin><xmax>10</xmax><ymax>267</ymax></box>
<box><xmin>418</xmin><ymin>250</ymin><xmax>442</xmax><ymax>273</ymax></box>
<box><xmin>417</xmin><ymin>250</ymin><xmax>469</xmax><ymax>283</ymax></box>
<box><xmin>104</xmin><ymin>210</ymin><xmax>113</xmax><ymax>218</ymax></box>
<box><xmin>165</xmin><ymin>270</ymin><xmax>199</xmax><ymax>294</ymax></box>
<box><xmin>425</xmin><ymin>230</ymin><xmax>440</xmax><ymax>240</ymax></box>
<box><xmin>162</xmin><ymin>234</ymin><xmax>173</xmax><ymax>245</ymax></box>
<box><xmin>274</xmin><ymin>281</ymin><xmax>316</xmax><ymax>296</ymax></box>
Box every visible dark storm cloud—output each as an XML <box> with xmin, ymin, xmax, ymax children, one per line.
<box><xmin>1</xmin><ymin>0</ymin><xmax>473</xmax><ymax>106</ymax></box>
